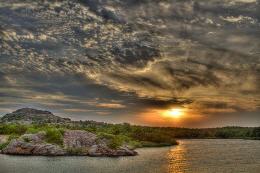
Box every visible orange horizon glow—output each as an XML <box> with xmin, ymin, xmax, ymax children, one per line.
<box><xmin>162</xmin><ymin>108</ymin><xmax>185</xmax><ymax>119</ymax></box>
<box><xmin>134</xmin><ymin>107</ymin><xmax>206</xmax><ymax>127</ymax></box>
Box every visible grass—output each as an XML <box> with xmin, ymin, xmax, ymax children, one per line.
<box><xmin>45</xmin><ymin>128</ymin><xmax>63</xmax><ymax>146</ymax></box>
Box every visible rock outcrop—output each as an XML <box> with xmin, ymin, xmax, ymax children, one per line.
<box><xmin>88</xmin><ymin>144</ymin><xmax>137</xmax><ymax>157</ymax></box>
<box><xmin>1</xmin><ymin>132</ymin><xmax>65</xmax><ymax>156</ymax></box>
<box><xmin>1</xmin><ymin>130</ymin><xmax>137</xmax><ymax>157</ymax></box>
<box><xmin>2</xmin><ymin>140</ymin><xmax>66</xmax><ymax>156</ymax></box>
<box><xmin>64</xmin><ymin>130</ymin><xmax>98</xmax><ymax>148</ymax></box>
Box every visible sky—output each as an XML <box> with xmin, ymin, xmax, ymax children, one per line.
<box><xmin>0</xmin><ymin>0</ymin><xmax>259</xmax><ymax>127</ymax></box>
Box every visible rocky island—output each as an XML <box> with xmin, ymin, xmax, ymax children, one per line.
<box><xmin>0</xmin><ymin>108</ymin><xmax>139</xmax><ymax>156</ymax></box>
<box><xmin>1</xmin><ymin>130</ymin><xmax>137</xmax><ymax>156</ymax></box>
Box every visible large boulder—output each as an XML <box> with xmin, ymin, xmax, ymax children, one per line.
<box><xmin>88</xmin><ymin>144</ymin><xmax>137</xmax><ymax>157</ymax></box>
<box><xmin>63</xmin><ymin>130</ymin><xmax>98</xmax><ymax>148</ymax></box>
<box><xmin>113</xmin><ymin>146</ymin><xmax>138</xmax><ymax>156</ymax></box>
<box><xmin>2</xmin><ymin>140</ymin><xmax>65</xmax><ymax>156</ymax></box>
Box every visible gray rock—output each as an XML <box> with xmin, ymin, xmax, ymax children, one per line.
<box><xmin>31</xmin><ymin>144</ymin><xmax>65</xmax><ymax>156</ymax></box>
<box><xmin>88</xmin><ymin>144</ymin><xmax>137</xmax><ymax>157</ymax></box>
<box><xmin>88</xmin><ymin>144</ymin><xmax>110</xmax><ymax>156</ymax></box>
<box><xmin>21</xmin><ymin>132</ymin><xmax>45</xmax><ymax>143</ymax></box>
<box><xmin>115</xmin><ymin>146</ymin><xmax>138</xmax><ymax>156</ymax></box>
<box><xmin>1</xmin><ymin>133</ymin><xmax>65</xmax><ymax>156</ymax></box>
<box><xmin>64</xmin><ymin>130</ymin><xmax>98</xmax><ymax>148</ymax></box>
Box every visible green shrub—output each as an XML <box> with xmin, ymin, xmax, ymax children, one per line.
<box><xmin>0</xmin><ymin>134</ymin><xmax>19</xmax><ymax>150</ymax></box>
<box><xmin>45</xmin><ymin>128</ymin><xmax>63</xmax><ymax>146</ymax></box>
<box><xmin>8</xmin><ymin>134</ymin><xmax>19</xmax><ymax>141</ymax></box>
<box><xmin>26</xmin><ymin>127</ymin><xmax>40</xmax><ymax>134</ymax></box>
<box><xmin>98</xmin><ymin>132</ymin><xmax>124</xmax><ymax>149</ymax></box>
<box><xmin>0</xmin><ymin>124</ymin><xmax>27</xmax><ymax>135</ymax></box>
<box><xmin>84</xmin><ymin>126</ymin><xmax>97</xmax><ymax>133</ymax></box>
<box><xmin>58</xmin><ymin>128</ymin><xmax>65</xmax><ymax>135</ymax></box>
<box><xmin>108</xmin><ymin>137</ymin><xmax>122</xmax><ymax>149</ymax></box>
<box><xmin>97</xmin><ymin>132</ymin><xmax>143</xmax><ymax>149</ymax></box>
<box><xmin>0</xmin><ymin>142</ymin><xmax>8</xmax><ymax>150</ymax></box>
<box><xmin>252</xmin><ymin>127</ymin><xmax>260</xmax><ymax>137</ymax></box>
<box><xmin>97</xmin><ymin>132</ymin><xmax>115</xmax><ymax>140</ymax></box>
<box><xmin>127</xmin><ymin>140</ymin><xmax>142</xmax><ymax>149</ymax></box>
<box><xmin>22</xmin><ymin>136</ymin><xmax>31</xmax><ymax>142</ymax></box>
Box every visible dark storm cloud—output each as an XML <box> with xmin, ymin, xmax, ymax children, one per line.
<box><xmin>136</xmin><ymin>98</ymin><xmax>193</xmax><ymax>110</ymax></box>
<box><xmin>0</xmin><ymin>0</ymin><xmax>259</xmax><ymax>126</ymax></box>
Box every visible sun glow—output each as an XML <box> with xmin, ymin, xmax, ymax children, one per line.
<box><xmin>163</xmin><ymin>108</ymin><xmax>184</xmax><ymax>119</ymax></box>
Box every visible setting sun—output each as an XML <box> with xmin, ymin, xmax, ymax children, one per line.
<box><xmin>163</xmin><ymin>108</ymin><xmax>184</xmax><ymax>119</ymax></box>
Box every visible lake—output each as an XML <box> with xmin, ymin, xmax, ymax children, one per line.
<box><xmin>0</xmin><ymin>139</ymin><xmax>259</xmax><ymax>173</ymax></box>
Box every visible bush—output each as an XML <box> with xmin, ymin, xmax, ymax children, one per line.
<box><xmin>23</xmin><ymin>137</ymin><xmax>30</xmax><ymax>142</ymax></box>
<box><xmin>98</xmin><ymin>133</ymin><xmax>124</xmax><ymax>149</ymax></box>
<box><xmin>252</xmin><ymin>127</ymin><xmax>260</xmax><ymax>137</ymax></box>
<box><xmin>128</xmin><ymin>140</ymin><xmax>142</xmax><ymax>149</ymax></box>
<box><xmin>108</xmin><ymin>137</ymin><xmax>123</xmax><ymax>149</ymax></box>
<box><xmin>97</xmin><ymin>132</ymin><xmax>115</xmax><ymax>140</ymax></box>
<box><xmin>0</xmin><ymin>124</ymin><xmax>27</xmax><ymax>135</ymax></box>
<box><xmin>58</xmin><ymin>128</ymin><xmax>65</xmax><ymax>135</ymax></box>
<box><xmin>8</xmin><ymin>134</ymin><xmax>19</xmax><ymax>141</ymax></box>
<box><xmin>0</xmin><ymin>142</ymin><xmax>8</xmax><ymax>150</ymax></box>
<box><xmin>0</xmin><ymin>134</ymin><xmax>19</xmax><ymax>150</ymax></box>
<box><xmin>45</xmin><ymin>128</ymin><xmax>63</xmax><ymax>146</ymax></box>
<box><xmin>26</xmin><ymin>127</ymin><xmax>40</xmax><ymax>134</ymax></box>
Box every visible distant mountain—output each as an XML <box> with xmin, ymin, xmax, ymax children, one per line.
<box><xmin>0</xmin><ymin>108</ymin><xmax>71</xmax><ymax>124</ymax></box>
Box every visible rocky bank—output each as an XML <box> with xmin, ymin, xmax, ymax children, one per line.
<box><xmin>0</xmin><ymin>130</ymin><xmax>137</xmax><ymax>157</ymax></box>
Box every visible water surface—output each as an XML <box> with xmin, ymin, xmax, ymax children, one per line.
<box><xmin>0</xmin><ymin>139</ymin><xmax>259</xmax><ymax>173</ymax></box>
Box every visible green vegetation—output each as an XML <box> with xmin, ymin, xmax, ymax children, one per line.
<box><xmin>97</xmin><ymin>132</ymin><xmax>137</xmax><ymax>149</ymax></box>
<box><xmin>8</xmin><ymin>134</ymin><xmax>19</xmax><ymax>141</ymax></box>
<box><xmin>0</xmin><ymin>124</ymin><xmax>27</xmax><ymax>135</ymax></box>
<box><xmin>0</xmin><ymin>124</ymin><xmax>64</xmax><ymax>146</ymax></box>
<box><xmin>45</xmin><ymin>128</ymin><xmax>64</xmax><ymax>146</ymax></box>
<box><xmin>0</xmin><ymin>134</ymin><xmax>19</xmax><ymax>150</ymax></box>
<box><xmin>0</xmin><ymin>122</ymin><xmax>259</xmax><ymax>149</ymax></box>
<box><xmin>66</xmin><ymin>147</ymin><xmax>85</xmax><ymax>155</ymax></box>
<box><xmin>0</xmin><ymin>142</ymin><xmax>8</xmax><ymax>150</ymax></box>
<box><xmin>251</xmin><ymin>127</ymin><xmax>260</xmax><ymax>139</ymax></box>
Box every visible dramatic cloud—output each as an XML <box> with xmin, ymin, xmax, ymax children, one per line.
<box><xmin>0</xmin><ymin>0</ymin><xmax>259</xmax><ymax>127</ymax></box>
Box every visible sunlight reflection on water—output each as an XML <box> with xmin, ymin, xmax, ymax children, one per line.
<box><xmin>166</xmin><ymin>139</ymin><xmax>260</xmax><ymax>173</ymax></box>
<box><xmin>167</xmin><ymin>141</ymin><xmax>188</xmax><ymax>173</ymax></box>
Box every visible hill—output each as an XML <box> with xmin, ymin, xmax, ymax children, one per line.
<box><xmin>0</xmin><ymin>108</ymin><xmax>71</xmax><ymax>124</ymax></box>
